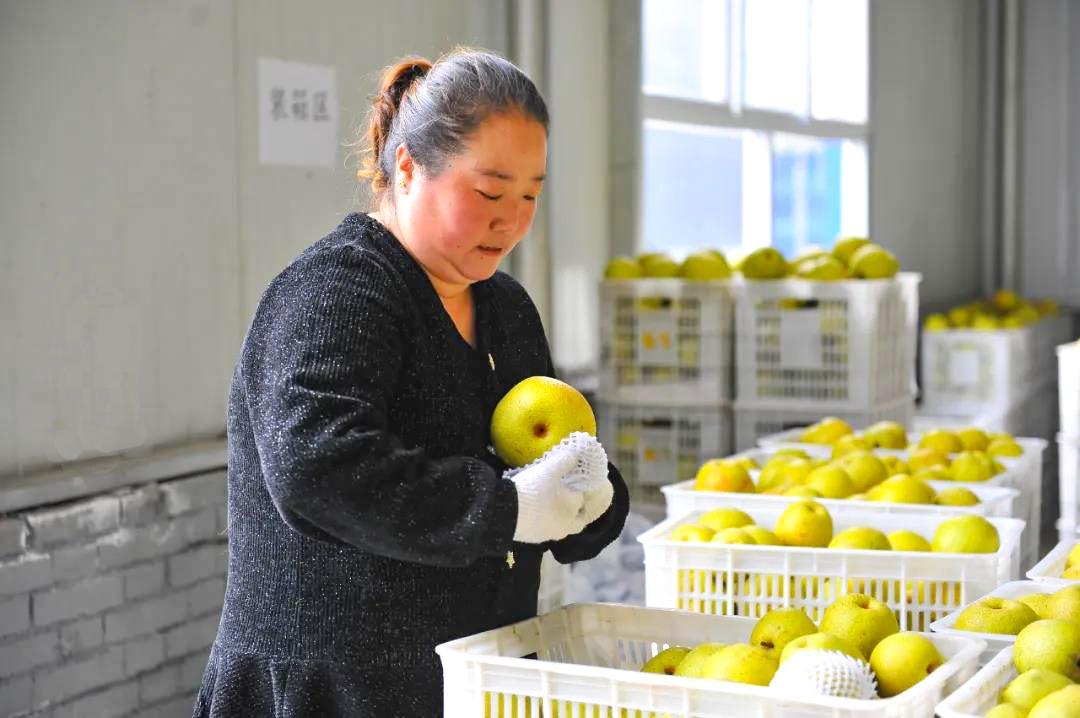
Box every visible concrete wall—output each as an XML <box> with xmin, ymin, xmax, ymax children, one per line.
<box><xmin>0</xmin><ymin>0</ymin><xmax>510</xmax><ymax>477</ymax></box>
<box><xmin>0</xmin><ymin>470</ymin><xmax>227</xmax><ymax>717</ymax></box>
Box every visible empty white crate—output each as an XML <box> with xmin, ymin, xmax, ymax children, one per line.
<box><xmin>639</xmin><ymin>508</ymin><xmax>1024</xmax><ymax>631</ymax></box>
<box><xmin>732</xmin><ymin>274</ymin><xmax>920</xmax><ymax>408</ymax></box>
<box><xmin>930</xmin><ymin>580</ymin><xmax>1056</xmax><ymax>665</ymax></box>
<box><xmin>1026</xmin><ymin>538</ymin><xmax>1079</xmax><ymax>586</ymax></box>
<box><xmin>435</xmin><ymin>602</ymin><xmax>984</xmax><ymax>718</ymax></box>
<box><xmin>935</xmin><ymin>647</ymin><xmax>1016</xmax><ymax>718</ymax></box>
<box><xmin>1058</xmin><ymin>436</ymin><xmax>1080</xmax><ymax>540</ymax></box>
<box><xmin>599</xmin><ymin>279</ymin><xmax>734</xmax><ymax>404</ymax></box>
<box><xmin>734</xmin><ymin>396</ymin><xmax>914</xmax><ymax>451</ymax></box>
<box><xmin>921</xmin><ymin>327</ymin><xmax>1035</xmax><ymax>415</ymax></box>
<box><xmin>598</xmin><ymin>402</ymin><xmax>732</xmax><ymax>508</ymax></box>
<box><xmin>1060</xmin><ymin>341</ymin><xmax>1080</xmax><ymax>437</ymax></box>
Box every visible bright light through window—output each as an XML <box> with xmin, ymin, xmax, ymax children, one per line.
<box><xmin>642</xmin><ymin>0</ymin><xmax>728</xmax><ymax>103</ymax></box>
<box><xmin>811</xmin><ymin>0</ymin><xmax>868</xmax><ymax>122</ymax></box>
<box><xmin>744</xmin><ymin>0</ymin><xmax>810</xmax><ymax>116</ymax></box>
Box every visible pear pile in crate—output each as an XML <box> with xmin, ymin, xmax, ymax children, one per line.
<box><xmin>954</xmin><ymin>584</ymin><xmax>1080</xmax><ymax>638</ymax></box>
<box><xmin>639</xmin><ymin>598</ymin><xmax>946</xmax><ymax>699</ymax></box>
<box><xmin>924</xmin><ymin>290</ymin><xmax>1060</xmax><ymax>331</ymax></box>
<box><xmin>602</xmin><ymin>236</ymin><xmax>902</xmax><ymax>283</ymax></box>
<box><xmin>798</xmin><ymin>417</ymin><xmax>1026</xmax><ymax>458</ymax></box>
<box><xmin>1053</xmin><ymin>541</ymin><xmax>1080</xmax><ymax>580</ymax></box>
<box><xmin>670</xmin><ymin>501</ymin><xmax>1000</xmax><ymax>554</ymax></box>
<box><xmin>978</xmin><ymin>603</ymin><xmax>1080</xmax><ymax>717</ymax></box>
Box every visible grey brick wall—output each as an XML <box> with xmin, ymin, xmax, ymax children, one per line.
<box><xmin>0</xmin><ymin>470</ymin><xmax>227</xmax><ymax>718</ymax></box>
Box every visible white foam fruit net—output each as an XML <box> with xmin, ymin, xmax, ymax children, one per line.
<box><xmin>504</xmin><ymin>432</ymin><xmax>608</xmax><ymax>490</ymax></box>
<box><xmin>769</xmin><ymin>650</ymin><xmax>879</xmax><ymax>700</ymax></box>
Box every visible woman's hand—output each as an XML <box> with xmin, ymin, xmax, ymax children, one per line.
<box><xmin>557</xmin><ymin>432</ymin><xmax>613</xmax><ymax>526</ymax></box>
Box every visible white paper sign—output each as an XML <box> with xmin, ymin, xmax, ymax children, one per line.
<box><xmin>257</xmin><ymin>58</ymin><xmax>338</xmax><ymax>168</ymax></box>
<box><xmin>636</xmin><ymin>312</ymin><xmax>677</xmax><ymax>365</ymax></box>
<box><xmin>949</xmin><ymin>348</ymin><xmax>981</xmax><ymax>387</ymax></box>
<box><xmin>780</xmin><ymin>310</ymin><xmax>824</xmax><ymax>369</ymax></box>
<box><xmin>637</xmin><ymin>427</ymin><xmax>674</xmax><ymax>485</ymax></box>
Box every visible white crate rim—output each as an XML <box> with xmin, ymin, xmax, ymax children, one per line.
<box><xmin>934</xmin><ymin>646</ymin><xmax>1014</xmax><ymax>718</ymax></box>
<box><xmin>436</xmin><ymin>602</ymin><xmax>983</xmax><ymax>714</ymax></box>
<box><xmin>929</xmin><ymin>580</ymin><xmax>1057</xmax><ymax>645</ymax></box>
<box><xmin>1026</xmin><ymin>539</ymin><xmax>1078</xmax><ymax>585</ymax></box>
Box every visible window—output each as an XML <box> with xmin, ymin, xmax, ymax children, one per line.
<box><xmin>641</xmin><ymin>0</ymin><xmax>869</xmax><ymax>259</ymax></box>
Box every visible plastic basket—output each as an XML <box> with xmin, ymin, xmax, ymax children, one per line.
<box><xmin>597</xmin><ymin>401</ymin><xmax>732</xmax><ymax>509</ymax></box>
<box><xmin>599</xmin><ymin>279</ymin><xmax>734</xmax><ymax>404</ymax></box>
<box><xmin>1058</xmin><ymin>436</ymin><xmax>1080</xmax><ymax>541</ymax></box>
<box><xmin>935</xmin><ymin>647</ymin><xmax>1016</xmax><ymax>718</ymax></box>
<box><xmin>435</xmin><ymin>602</ymin><xmax>984</xmax><ymax>718</ymax></box>
<box><xmin>733</xmin><ymin>396</ymin><xmax>914</xmax><ymax>452</ymax></box>
<box><xmin>639</xmin><ymin>509</ymin><xmax>1023</xmax><ymax>631</ymax></box>
<box><xmin>929</xmin><ymin>580</ymin><xmax>1055</xmax><ymax>665</ymax></box>
<box><xmin>920</xmin><ymin>327</ymin><xmax>1035</xmax><ymax>415</ymax></box>
<box><xmin>731</xmin><ymin>274</ymin><xmax>920</xmax><ymax>409</ymax></box>
<box><xmin>1026</xmin><ymin>538</ymin><xmax>1079</xmax><ymax>586</ymax></box>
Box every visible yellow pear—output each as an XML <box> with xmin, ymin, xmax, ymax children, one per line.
<box><xmin>640</xmin><ymin>645</ymin><xmax>691</xmax><ymax>674</ymax></box>
<box><xmin>949</xmin><ymin>451</ymin><xmax>993</xmax><ymax>482</ymax></box>
<box><xmin>819</xmin><ymin>593</ymin><xmax>899</xmax><ymax>660</ymax></box>
<box><xmin>918</xmin><ymin>430</ymin><xmax>963</xmax><ymax>455</ymax></box>
<box><xmin>832</xmin><ymin>236</ymin><xmax>870</xmax><ymax>266</ymax></box>
<box><xmin>679</xmin><ymin>250</ymin><xmax>732</xmax><ymax>280</ymax></box>
<box><xmin>1067</xmin><ymin>543</ymin><xmax>1080</xmax><ymax>568</ymax></box>
<box><xmin>887</xmin><ymin>530</ymin><xmax>931</xmax><ymax>552</ymax></box>
<box><xmin>931</xmin><ymin>515</ymin><xmax>1000</xmax><ymax>554</ymax></box>
<box><xmin>779</xmin><ymin>632</ymin><xmax>863</xmax><ymax>664</ymax></box>
<box><xmin>837</xmin><ymin>451</ymin><xmax>889</xmax><ymax>492</ymax></box>
<box><xmin>805</xmin><ymin>465</ymin><xmax>857</xmax><ymax>498</ymax></box>
<box><xmin>1000</xmin><ymin>669</ymin><xmax>1074</xmax><ymax>714</ymax></box>
<box><xmin>638</xmin><ymin>253</ymin><xmax>680</xmax><ymax>278</ymax></box>
<box><xmin>862</xmin><ymin>421</ymin><xmax>908</xmax><ymax>449</ymax></box>
<box><xmin>869</xmin><ymin>632</ymin><xmax>943</xmax><ymax>697</ymax></box>
<box><xmin>956</xmin><ymin>427</ymin><xmax>990</xmax><ymax>451</ymax></box>
<box><xmin>799</xmin><ymin>417</ymin><xmax>853</xmax><ymax>444</ymax></box>
<box><xmin>673</xmin><ymin>642</ymin><xmax>726</xmax><ymax>678</ymax></box>
<box><xmin>988</xmin><ymin>438</ymin><xmax>1024</xmax><ymax>457</ymax></box>
<box><xmin>702</xmin><ymin>644</ymin><xmax>778</xmax><ymax>685</ymax></box>
<box><xmin>749</xmin><ymin>608</ymin><xmax>818</xmax><ymax>657</ymax></box>
<box><xmin>908</xmin><ymin>448</ymin><xmax>950</xmax><ymax>473</ymax></box>
<box><xmin>923</xmin><ymin>313</ymin><xmax>951</xmax><ymax>332</ymax></box>
<box><xmin>694</xmin><ymin>460</ymin><xmax>755</xmax><ymax>493</ymax></box>
<box><xmin>698</xmin><ymin>508</ymin><xmax>754</xmax><ymax>532</ymax></box>
<box><xmin>490</xmin><ymin>376</ymin><xmax>596</xmax><ymax>467</ymax></box>
<box><xmin>828</xmin><ymin>527</ymin><xmax>891</xmax><ymax>551</ymax></box>
<box><xmin>831</xmin><ymin>434</ymin><xmax>872</xmax><ymax>459</ymax></box>
<box><xmin>603</xmin><ymin>255</ymin><xmax>644</xmax><ymax>280</ymax></box>
<box><xmin>1014</xmin><ymin>620</ymin><xmax>1080</xmax><ymax>681</ymax></box>
<box><xmin>774</xmin><ymin>501</ymin><xmax>833</xmax><ymax>547</ymax></box>
<box><xmin>850</xmin><ymin>244</ymin><xmax>900</xmax><ymax>279</ymax></box>
<box><xmin>743</xmin><ymin>526</ymin><xmax>782</xmax><ymax>545</ymax></box>
<box><xmin>935</xmin><ymin>487</ymin><xmax>981</xmax><ymax>506</ymax></box>
<box><xmin>954</xmin><ymin>597</ymin><xmax>1038</xmax><ymax>635</ymax></box>
<box><xmin>796</xmin><ymin>255</ymin><xmax>850</xmax><ymax>280</ymax></box>
<box><xmin>866</xmin><ymin>474</ymin><xmax>936</xmax><ymax>504</ymax></box>
<box><xmin>669</xmin><ymin>524</ymin><xmax>715</xmax><ymax>542</ymax></box>
<box><xmin>711</xmin><ymin>527</ymin><xmax>758</xmax><ymax>545</ymax></box>
<box><xmin>1028</xmin><ymin>685</ymin><xmax>1080</xmax><ymax>718</ymax></box>
<box><xmin>740</xmin><ymin>247</ymin><xmax>788</xmax><ymax>280</ymax></box>
<box><xmin>1019</xmin><ymin>593</ymin><xmax>1053</xmax><ymax>618</ymax></box>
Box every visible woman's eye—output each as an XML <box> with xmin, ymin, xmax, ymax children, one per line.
<box><xmin>523</xmin><ymin>195</ymin><xmax>537</xmax><ymax>202</ymax></box>
<box><xmin>477</xmin><ymin>190</ymin><xmax>502</xmax><ymax>201</ymax></box>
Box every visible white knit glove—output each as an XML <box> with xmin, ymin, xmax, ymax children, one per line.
<box><xmin>557</xmin><ymin>432</ymin><xmax>613</xmax><ymax>525</ymax></box>
<box><xmin>505</xmin><ymin>447</ymin><xmax>588</xmax><ymax>544</ymax></box>
<box><xmin>504</xmin><ymin>433</ymin><xmax>612</xmax><ymax>543</ymax></box>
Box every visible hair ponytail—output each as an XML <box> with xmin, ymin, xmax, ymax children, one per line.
<box><xmin>356</xmin><ymin>57</ymin><xmax>432</xmax><ymax>194</ymax></box>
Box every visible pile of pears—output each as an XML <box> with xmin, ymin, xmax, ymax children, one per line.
<box><xmin>924</xmin><ymin>290</ymin><xmax>1060</xmax><ymax>332</ymax></box>
<box><xmin>976</xmin><ymin>588</ymin><xmax>1080</xmax><ymax>717</ymax></box>
<box><xmin>640</xmin><ymin>597</ymin><xmax>944</xmax><ymax>699</ymax></box>
<box><xmin>670</xmin><ymin>501</ymin><xmax>1001</xmax><ymax>555</ymax></box>
<box><xmin>603</xmin><ymin>236</ymin><xmax>901</xmax><ymax>282</ymax></box>
<box><xmin>798</xmin><ymin>418</ymin><xmax>1025</xmax><ymax>459</ymax></box>
<box><xmin>692</xmin><ymin>441</ymin><xmax>1002</xmax><ymax>507</ymax></box>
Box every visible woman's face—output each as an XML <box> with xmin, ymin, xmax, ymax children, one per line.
<box><xmin>396</xmin><ymin>111</ymin><xmax>547</xmax><ymax>288</ymax></box>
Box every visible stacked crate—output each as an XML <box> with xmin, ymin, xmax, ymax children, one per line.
<box><xmin>731</xmin><ymin>273</ymin><xmax>921</xmax><ymax>449</ymax></box>
<box><xmin>1057</xmin><ymin>339</ymin><xmax>1080</xmax><ymax>540</ymax></box>
<box><xmin>596</xmin><ymin>279</ymin><xmax>734</xmax><ymax>510</ymax></box>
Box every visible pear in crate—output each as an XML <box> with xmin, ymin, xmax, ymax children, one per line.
<box><xmin>923</xmin><ymin>313</ymin><xmax>951</xmax><ymax>332</ymax></box>
<box><xmin>832</xmin><ymin>236</ymin><xmax>870</xmax><ymax>266</ymax></box>
<box><xmin>836</xmin><ymin>451</ymin><xmax>889</xmax><ymax>492</ymax></box>
<box><xmin>1046</xmin><ymin>585</ymin><xmax>1080</xmax><ymax>622</ymax></box>
<box><xmin>673</xmin><ymin>643</ymin><xmax>726</xmax><ymax>678</ymax></box>
<box><xmin>693</xmin><ymin>460</ymin><xmax>754</xmax><ymax>493</ymax></box>
<box><xmin>829</xmin><ymin>527</ymin><xmax>890</xmax><ymax>551</ymax></box>
<box><xmin>931</xmin><ymin>515</ymin><xmax>1000</xmax><ymax>554</ymax></box>
<box><xmin>698</xmin><ymin>508</ymin><xmax>753</xmax><ymax>532</ymax></box>
<box><xmin>711</xmin><ymin>528</ymin><xmax>757</xmax><ymax>545</ymax></box>
<box><xmin>956</xmin><ymin>427</ymin><xmax>990</xmax><ymax>451</ymax></box>
<box><xmin>739</xmin><ymin>247</ymin><xmax>787</xmax><ymax>280</ymax></box>
<box><xmin>1000</xmin><ymin>669</ymin><xmax>1074</xmax><ymax>714</ymax></box>
<box><xmin>831</xmin><ymin>434</ymin><xmax>872</xmax><ymax>459</ymax></box>
<box><xmin>850</xmin><ymin>244</ymin><xmax>899</xmax><ymax>279</ymax></box>
<box><xmin>869</xmin><ymin>632</ymin><xmax>943</xmax><ymax>697</ymax></box>
<box><xmin>908</xmin><ymin>448</ymin><xmax>949</xmax><ymax>473</ymax></box>
<box><xmin>679</xmin><ymin>250</ymin><xmax>731</xmax><ymax>280</ymax></box>
<box><xmin>935</xmin><ymin>487</ymin><xmax>980</xmax><ymax>506</ymax></box>
<box><xmin>640</xmin><ymin>645</ymin><xmax>690</xmax><ymax>675</ymax></box>
<box><xmin>798</xmin><ymin>417</ymin><xmax>853</xmax><ymax>445</ymax></box>
<box><xmin>949</xmin><ymin>451</ymin><xmax>993</xmax><ymax>482</ymax></box>
<box><xmin>638</xmin><ymin>253</ymin><xmax>680</xmax><ymax>278</ymax></box>
<box><xmin>866</xmin><ymin>475</ymin><xmax>936</xmax><ymax>504</ymax></box>
<box><xmin>954</xmin><ymin>597</ymin><xmax>1038</xmax><ymax>635</ymax></box>
<box><xmin>1019</xmin><ymin>593</ymin><xmax>1053</xmax><ymax>619</ymax></box>
<box><xmin>603</xmin><ymin>255</ymin><xmax>643</xmax><ymax>280</ymax></box>
<box><xmin>780</xmin><ymin>632</ymin><xmax>864</xmax><ymax>664</ymax></box>
<box><xmin>749</xmin><ymin>608</ymin><xmax>818</xmax><ymax>658</ymax></box>
<box><xmin>668</xmin><ymin>524</ymin><xmax>715</xmax><ymax>543</ymax></box>
<box><xmin>819</xmin><ymin>593</ymin><xmax>899</xmax><ymax>661</ymax></box>
<box><xmin>1014</xmin><ymin>620</ymin><xmax>1080</xmax><ymax>681</ymax></box>
<box><xmin>743</xmin><ymin>526</ymin><xmax>781</xmax><ymax>545</ymax></box>
<box><xmin>887</xmin><ymin>530</ymin><xmax>931</xmax><ymax>552</ymax></box>
<box><xmin>918</xmin><ymin>430</ymin><xmax>963</xmax><ymax>455</ymax></box>
<box><xmin>989</xmin><ymin>437</ymin><xmax>1024</xmax><ymax>457</ymax></box>
<box><xmin>805</xmin><ymin>465</ymin><xmax>856</xmax><ymax>499</ymax></box>
<box><xmin>795</xmin><ymin>255</ymin><xmax>849</xmax><ymax>281</ymax></box>
<box><xmin>770</xmin><ymin>649</ymin><xmax>878</xmax><ymax>699</ymax></box>
<box><xmin>1029</xmin><ymin>685</ymin><xmax>1080</xmax><ymax>718</ymax></box>
<box><xmin>1066</xmin><ymin>542</ymin><xmax>1080</xmax><ymax>569</ymax></box>
<box><xmin>774</xmin><ymin>501</ymin><xmax>833</xmax><ymax>548</ymax></box>
<box><xmin>701</xmin><ymin>644</ymin><xmax>778</xmax><ymax>685</ymax></box>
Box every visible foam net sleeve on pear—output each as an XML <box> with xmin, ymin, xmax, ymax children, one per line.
<box><xmin>769</xmin><ymin>650</ymin><xmax>879</xmax><ymax>700</ymax></box>
<box><xmin>502</xmin><ymin>432</ymin><xmax>608</xmax><ymax>489</ymax></box>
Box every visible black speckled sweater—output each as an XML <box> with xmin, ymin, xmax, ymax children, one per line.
<box><xmin>192</xmin><ymin>213</ymin><xmax>629</xmax><ymax>717</ymax></box>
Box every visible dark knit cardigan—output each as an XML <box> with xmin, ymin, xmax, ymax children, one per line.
<box><xmin>193</xmin><ymin>213</ymin><xmax>629</xmax><ymax>717</ymax></box>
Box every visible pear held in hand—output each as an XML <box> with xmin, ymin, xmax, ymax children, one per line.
<box><xmin>490</xmin><ymin>376</ymin><xmax>596</xmax><ymax>468</ymax></box>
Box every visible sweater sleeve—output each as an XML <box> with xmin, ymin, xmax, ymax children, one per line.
<box><xmin>240</xmin><ymin>244</ymin><xmax>518</xmax><ymax>567</ymax></box>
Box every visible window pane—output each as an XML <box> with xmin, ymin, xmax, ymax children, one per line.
<box><xmin>744</xmin><ymin>0</ymin><xmax>810</xmax><ymax>116</ymax></box>
<box><xmin>771</xmin><ymin>133</ymin><xmax>868</xmax><ymax>256</ymax></box>
<box><xmin>642</xmin><ymin>0</ymin><xmax>727</xmax><ymax>103</ymax></box>
<box><xmin>810</xmin><ymin>0</ymin><xmax>868</xmax><ymax>123</ymax></box>
<box><xmin>641</xmin><ymin>120</ymin><xmax>770</xmax><ymax>257</ymax></box>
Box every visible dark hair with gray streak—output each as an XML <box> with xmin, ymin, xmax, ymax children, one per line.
<box><xmin>353</xmin><ymin>47</ymin><xmax>549</xmax><ymax>201</ymax></box>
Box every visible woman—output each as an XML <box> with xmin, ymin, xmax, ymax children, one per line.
<box><xmin>193</xmin><ymin>48</ymin><xmax>629</xmax><ymax>717</ymax></box>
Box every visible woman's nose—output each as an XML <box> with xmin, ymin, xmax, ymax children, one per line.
<box><xmin>490</xmin><ymin>200</ymin><xmax>533</xmax><ymax>234</ymax></box>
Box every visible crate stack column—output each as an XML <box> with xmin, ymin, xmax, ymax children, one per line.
<box><xmin>731</xmin><ymin>274</ymin><xmax>921</xmax><ymax>450</ymax></box>
<box><xmin>596</xmin><ymin>278</ymin><xmax>735</xmax><ymax>514</ymax></box>
<box><xmin>1057</xmin><ymin>339</ymin><xmax>1080</xmax><ymax>541</ymax></box>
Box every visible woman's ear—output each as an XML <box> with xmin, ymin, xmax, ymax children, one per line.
<box><xmin>394</xmin><ymin>144</ymin><xmax>415</xmax><ymax>193</ymax></box>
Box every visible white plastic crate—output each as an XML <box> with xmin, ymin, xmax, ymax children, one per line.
<box><xmin>435</xmin><ymin>602</ymin><xmax>984</xmax><ymax>718</ymax></box>
<box><xmin>734</xmin><ymin>396</ymin><xmax>914</xmax><ymax>451</ymax></box>
<box><xmin>935</xmin><ymin>647</ymin><xmax>1016</xmax><ymax>718</ymax></box>
<box><xmin>662</xmin><ymin>478</ymin><xmax>1019</xmax><ymax>523</ymax></box>
<box><xmin>920</xmin><ymin>327</ymin><xmax>1036</xmax><ymax>415</ymax></box>
<box><xmin>639</xmin><ymin>508</ymin><xmax>1024</xmax><ymax>631</ymax></box>
<box><xmin>1058</xmin><ymin>436</ymin><xmax>1080</xmax><ymax>541</ymax></box>
<box><xmin>929</xmin><ymin>580</ymin><xmax>1055</xmax><ymax>665</ymax></box>
<box><xmin>732</xmin><ymin>274</ymin><xmax>920</xmax><ymax>409</ymax></box>
<box><xmin>1026</xmin><ymin>538</ymin><xmax>1078</xmax><ymax>586</ymax></box>
<box><xmin>1061</xmin><ymin>342</ymin><xmax>1080</xmax><ymax>437</ymax></box>
<box><xmin>599</xmin><ymin>279</ymin><xmax>734</xmax><ymax>404</ymax></box>
<box><xmin>597</xmin><ymin>402</ymin><xmax>732</xmax><ymax>508</ymax></box>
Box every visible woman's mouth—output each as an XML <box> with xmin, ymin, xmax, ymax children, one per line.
<box><xmin>478</xmin><ymin>245</ymin><xmax>503</xmax><ymax>256</ymax></box>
